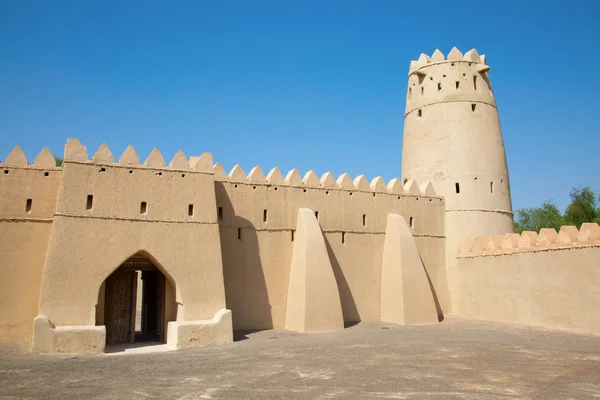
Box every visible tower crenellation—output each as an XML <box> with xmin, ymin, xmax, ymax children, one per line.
<box><xmin>406</xmin><ymin>47</ymin><xmax>494</xmax><ymax>118</ymax></box>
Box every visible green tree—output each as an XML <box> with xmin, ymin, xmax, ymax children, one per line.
<box><xmin>514</xmin><ymin>186</ymin><xmax>600</xmax><ymax>232</ymax></box>
<box><xmin>54</xmin><ymin>156</ymin><xmax>63</xmax><ymax>167</ymax></box>
<box><xmin>514</xmin><ymin>201</ymin><xmax>565</xmax><ymax>234</ymax></box>
<box><xmin>564</xmin><ymin>186</ymin><xmax>600</xmax><ymax>228</ymax></box>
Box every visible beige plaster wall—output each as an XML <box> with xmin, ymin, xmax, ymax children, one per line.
<box><xmin>0</xmin><ymin>159</ymin><xmax>61</xmax><ymax>346</ymax></box>
<box><xmin>215</xmin><ymin>165</ymin><xmax>447</xmax><ymax>330</ymax></box>
<box><xmin>38</xmin><ymin>146</ymin><xmax>227</xmax><ymax>333</ymax></box>
<box><xmin>454</xmin><ymin>226</ymin><xmax>600</xmax><ymax>335</ymax></box>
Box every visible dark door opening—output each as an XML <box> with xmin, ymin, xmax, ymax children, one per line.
<box><xmin>101</xmin><ymin>256</ymin><xmax>166</xmax><ymax>346</ymax></box>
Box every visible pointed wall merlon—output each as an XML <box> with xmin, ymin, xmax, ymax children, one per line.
<box><xmin>387</xmin><ymin>178</ymin><xmax>404</xmax><ymax>194</ymax></box>
<box><xmin>228</xmin><ymin>164</ymin><xmax>246</xmax><ymax>182</ymax></box>
<box><xmin>471</xmin><ymin>236</ymin><xmax>490</xmax><ymax>253</ymax></box>
<box><xmin>353</xmin><ymin>174</ymin><xmax>370</xmax><ymax>191</ymax></box>
<box><xmin>34</xmin><ymin>148</ymin><xmax>56</xmax><ymax>168</ymax></box>
<box><xmin>577</xmin><ymin>223</ymin><xmax>600</xmax><ymax>243</ymax></box>
<box><xmin>537</xmin><ymin>228</ymin><xmax>558</xmax><ymax>247</ymax></box>
<box><xmin>303</xmin><ymin>170</ymin><xmax>320</xmax><ymax>187</ymax></box>
<box><xmin>285</xmin><ymin>208</ymin><xmax>344</xmax><ymax>333</ymax></box>
<box><xmin>557</xmin><ymin>226</ymin><xmax>579</xmax><ymax>244</ymax></box>
<box><xmin>285</xmin><ymin>168</ymin><xmax>303</xmax><ymax>186</ymax></box>
<box><xmin>213</xmin><ymin>162</ymin><xmax>227</xmax><ymax>180</ymax></box>
<box><xmin>501</xmin><ymin>233</ymin><xmax>521</xmax><ymax>250</ymax></box>
<box><xmin>463</xmin><ymin>49</ymin><xmax>481</xmax><ymax>63</ymax></box>
<box><xmin>404</xmin><ymin>180</ymin><xmax>420</xmax><ymax>195</ymax></box>
<box><xmin>92</xmin><ymin>143</ymin><xmax>115</xmax><ymax>164</ymax></box>
<box><xmin>336</xmin><ymin>173</ymin><xmax>353</xmax><ymax>190</ymax></box>
<box><xmin>518</xmin><ymin>231</ymin><xmax>538</xmax><ymax>249</ymax></box>
<box><xmin>266</xmin><ymin>167</ymin><xmax>284</xmax><ymax>184</ymax></box>
<box><xmin>191</xmin><ymin>153</ymin><xmax>213</xmax><ymax>173</ymax></box>
<box><xmin>380</xmin><ymin>214</ymin><xmax>439</xmax><ymax>325</ymax></box>
<box><xmin>64</xmin><ymin>138</ymin><xmax>88</xmax><ymax>162</ymax></box>
<box><xmin>4</xmin><ymin>145</ymin><xmax>28</xmax><ymax>166</ymax></box>
<box><xmin>320</xmin><ymin>172</ymin><xmax>336</xmax><ymax>188</ymax></box>
<box><xmin>370</xmin><ymin>176</ymin><xmax>387</xmax><ymax>192</ymax></box>
<box><xmin>144</xmin><ymin>148</ymin><xmax>166</xmax><ymax>168</ymax></box>
<box><xmin>431</xmin><ymin>49</ymin><xmax>445</xmax><ymax>62</ymax></box>
<box><xmin>419</xmin><ymin>181</ymin><xmax>436</xmax><ymax>196</ymax></box>
<box><xmin>169</xmin><ymin>150</ymin><xmax>189</xmax><ymax>170</ymax></box>
<box><xmin>447</xmin><ymin>47</ymin><xmax>463</xmax><ymax>61</ymax></box>
<box><xmin>487</xmin><ymin>235</ymin><xmax>504</xmax><ymax>251</ymax></box>
<box><xmin>118</xmin><ymin>145</ymin><xmax>140</xmax><ymax>166</ymax></box>
<box><xmin>247</xmin><ymin>166</ymin><xmax>266</xmax><ymax>183</ymax></box>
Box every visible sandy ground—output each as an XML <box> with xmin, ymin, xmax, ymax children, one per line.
<box><xmin>1</xmin><ymin>317</ymin><xmax>600</xmax><ymax>399</ymax></box>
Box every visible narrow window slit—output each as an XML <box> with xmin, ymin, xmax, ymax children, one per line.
<box><xmin>188</xmin><ymin>204</ymin><xmax>194</xmax><ymax>216</ymax></box>
<box><xmin>437</xmin><ymin>82</ymin><xmax>442</xmax><ymax>91</ymax></box>
<box><xmin>315</xmin><ymin>211</ymin><xmax>319</xmax><ymax>220</ymax></box>
<box><xmin>473</xmin><ymin>75</ymin><xmax>477</xmax><ymax>90</ymax></box>
<box><xmin>342</xmin><ymin>232</ymin><xmax>346</xmax><ymax>244</ymax></box>
<box><xmin>218</xmin><ymin>206</ymin><xmax>223</xmax><ymax>221</ymax></box>
<box><xmin>140</xmin><ymin>201</ymin><xmax>147</xmax><ymax>214</ymax></box>
<box><xmin>471</xmin><ymin>103</ymin><xmax>476</xmax><ymax>112</ymax></box>
<box><xmin>456</xmin><ymin>81</ymin><xmax>459</xmax><ymax>89</ymax></box>
<box><xmin>26</xmin><ymin>199</ymin><xmax>32</xmax><ymax>213</ymax></box>
<box><xmin>86</xmin><ymin>195</ymin><xmax>93</xmax><ymax>210</ymax></box>
<box><xmin>237</xmin><ymin>228</ymin><xmax>242</xmax><ymax>240</ymax></box>
<box><xmin>421</xmin><ymin>87</ymin><xmax>424</xmax><ymax>95</ymax></box>
<box><xmin>291</xmin><ymin>230</ymin><xmax>295</xmax><ymax>241</ymax></box>
<box><xmin>490</xmin><ymin>182</ymin><xmax>494</xmax><ymax>193</ymax></box>
<box><xmin>362</xmin><ymin>214</ymin><xmax>367</xmax><ymax>227</ymax></box>
<box><xmin>263</xmin><ymin>209</ymin><xmax>268</xmax><ymax>223</ymax></box>
<box><xmin>410</xmin><ymin>217</ymin><xmax>414</xmax><ymax>229</ymax></box>
<box><xmin>417</xmin><ymin>109</ymin><xmax>422</xmax><ymax>117</ymax></box>
<box><xmin>455</xmin><ymin>182</ymin><xmax>460</xmax><ymax>194</ymax></box>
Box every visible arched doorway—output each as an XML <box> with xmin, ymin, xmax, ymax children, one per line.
<box><xmin>96</xmin><ymin>253</ymin><xmax>176</xmax><ymax>347</ymax></box>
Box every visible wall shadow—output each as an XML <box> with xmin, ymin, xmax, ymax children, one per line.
<box><xmin>324</xmin><ymin>234</ymin><xmax>360</xmax><ymax>324</ymax></box>
<box><xmin>215</xmin><ymin>182</ymin><xmax>273</xmax><ymax>334</ymax></box>
<box><xmin>420</xmin><ymin>256</ymin><xmax>444</xmax><ymax>322</ymax></box>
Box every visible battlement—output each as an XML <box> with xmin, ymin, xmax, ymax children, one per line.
<box><xmin>408</xmin><ymin>47</ymin><xmax>488</xmax><ymax>76</ymax></box>
<box><xmin>1</xmin><ymin>145</ymin><xmax>59</xmax><ymax>169</ymax></box>
<box><xmin>62</xmin><ymin>138</ymin><xmax>214</xmax><ymax>173</ymax></box>
<box><xmin>458</xmin><ymin>223</ymin><xmax>600</xmax><ymax>258</ymax></box>
<box><xmin>213</xmin><ymin>163</ymin><xmax>439</xmax><ymax>198</ymax></box>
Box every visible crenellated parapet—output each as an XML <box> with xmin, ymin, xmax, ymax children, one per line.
<box><xmin>62</xmin><ymin>138</ymin><xmax>214</xmax><ymax>173</ymax></box>
<box><xmin>458</xmin><ymin>223</ymin><xmax>600</xmax><ymax>257</ymax></box>
<box><xmin>212</xmin><ymin>162</ymin><xmax>439</xmax><ymax>197</ymax></box>
<box><xmin>1</xmin><ymin>146</ymin><xmax>62</xmax><ymax>221</ymax></box>
<box><xmin>405</xmin><ymin>47</ymin><xmax>495</xmax><ymax>117</ymax></box>
<box><xmin>408</xmin><ymin>47</ymin><xmax>489</xmax><ymax>76</ymax></box>
<box><xmin>1</xmin><ymin>145</ymin><xmax>59</xmax><ymax>169</ymax></box>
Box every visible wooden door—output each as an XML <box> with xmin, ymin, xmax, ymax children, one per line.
<box><xmin>105</xmin><ymin>269</ymin><xmax>137</xmax><ymax>344</ymax></box>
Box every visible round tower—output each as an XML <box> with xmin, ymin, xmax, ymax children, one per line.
<box><xmin>401</xmin><ymin>47</ymin><xmax>514</xmax><ymax>276</ymax></box>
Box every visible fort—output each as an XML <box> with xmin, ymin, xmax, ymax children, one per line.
<box><xmin>0</xmin><ymin>47</ymin><xmax>599</xmax><ymax>354</ymax></box>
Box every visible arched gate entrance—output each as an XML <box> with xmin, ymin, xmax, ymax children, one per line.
<box><xmin>97</xmin><ymin>254</ymin><xmax>171</xmax><ymax>345</ymax></box>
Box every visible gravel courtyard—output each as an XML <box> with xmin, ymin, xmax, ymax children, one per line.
<box><xmin>1</xmin><ymin>317</ymin><xmax>599</xmax><ymax>399</ymax></box>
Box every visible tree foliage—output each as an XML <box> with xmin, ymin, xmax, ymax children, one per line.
<box><xmin>54</xmin><ymin>156</ymin><xmax>63</xmax><ymax>167</ymax></box>
<box><xmin>514</xmin><ymin>186</ymin><xmax>600</xmax><ymax>233</ymax></box>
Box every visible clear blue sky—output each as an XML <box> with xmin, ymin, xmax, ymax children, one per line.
<box><xmin>1</xmin><ymin>0</ymin><xmax>598</xmax><ymax>211</ymax></box>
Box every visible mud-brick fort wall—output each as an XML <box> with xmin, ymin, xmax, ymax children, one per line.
<box><xmin>213</xmin><ymin>164</ymin><xmax>447</xmax><ymax>330</ymax></box>
<box><xmin>0</xmin><ymin>139</ymin><xmax>449</xmax><ymax>347</ymax></box>
<box><xmin>454</xmin><ymin>224</ymin><xmax>600</xmax><ymax>335</ymax></box>
<box><xmin>37</xmin><ymin>139</ymin><xmax>227</xmax><ymax>335</ymax></box>
<box><xmin>0</xmin><ymin>148</ymin><xmax>60</xmax><ymax>344</ymax></box>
